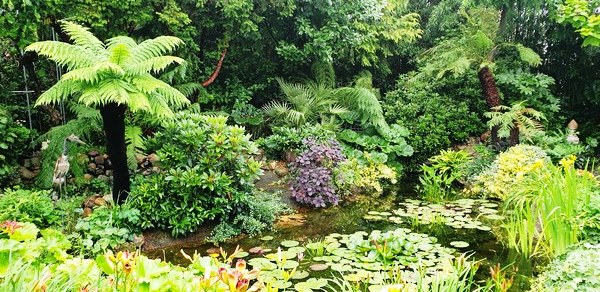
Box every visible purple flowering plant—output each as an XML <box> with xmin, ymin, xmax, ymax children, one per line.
<box><xmin>290</xmin><ymin>138</ymin><xmax>346</xmax><ymax>207</ymax></box>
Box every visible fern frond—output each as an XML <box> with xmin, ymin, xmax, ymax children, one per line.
<box><xmin>25</xmin><ymin>41</ymin><xmax>97</xmax><ymax>70</ymax></box>
<box><xmin>276</xmin><ymin>78</ymin><xmax>309</xmax><ymax>98</ymax></box>
<box><xmin>35</xmin><ymin>79</ymin><xmax>81</xmax><ymax>106</ymax></box>
<box><xmin>59</xmin><ymin>20</ymin><xmax>106</xmax><ymax>57</ymax></box>
<box><xmin>109</xmin><ymin>43</ymin><xmax>132</xmax><ymax>66</ymax></box>
<box><xmin>61</xmin><ymin>62</ymin><xmax>124</xmax><ymax>83</ymax></box>
<box><xmin>175</xmin><ymin>82</ymin><xmax>203</xmax><ymax>98</ymax></box>
<box><xmin>335</xmin><ymin>87</ymin><xmax>387</xmax><ymax>129</ymax></box>
<box><xmin>515</xmin><ymin>44</ymin><xmax>542</xmax><ymax>67</ymax></box>
<box><xmin>129</xmin><ymin>36</ymin><xmax>184</xmax><ymax>64</ymax></box>
<box><xmin>128</xmin><ymin>56</ymin><xmax>185</xmax><ymax>75</ymax></box>
<box><xmin>106</xmin><ymin>36</ymin><xmax>138</xmax><ymax>48</ymax></box>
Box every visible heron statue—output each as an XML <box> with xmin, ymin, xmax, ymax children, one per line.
<box><xmin>52</xmin><ymin>134</ymin><xmax>86</xmax><ymax>201</ymax></box>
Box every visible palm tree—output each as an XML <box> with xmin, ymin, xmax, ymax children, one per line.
<box><xmin>484</xmin><ymin>101</ymin><xmax>545</xmax><ymax>146</ymax></box>
<box><xmin>26</xmin><ymin>21</ymin><xmax>189</xmax><ymax>204</ymax></box>
<box><xmin>419</xmin><ymin>7</ymin><xmax>542</xmax><ymax>145</ymax></box>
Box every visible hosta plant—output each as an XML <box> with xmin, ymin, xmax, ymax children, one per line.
<box><xmin>290</xmin><ymin>138</ymin><xmax>346</xmax><ymax>207</ymax></box>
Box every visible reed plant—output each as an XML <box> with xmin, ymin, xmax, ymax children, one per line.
<box><xmin>502</xmin><ymin>155</ymin><xmax>597</xmax><ymax>258</ymax></box>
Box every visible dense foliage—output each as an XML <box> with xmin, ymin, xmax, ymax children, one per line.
<box><xmin>0</xmin><ymin>107</ymin><xmax>31</xmax><ymax>185</ymax></box>
<box><xmin>129</xmin><ymin>112</ymin><xmax>262</xmax><ymax>236</ymax></box>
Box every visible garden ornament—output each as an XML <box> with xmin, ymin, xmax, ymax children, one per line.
<box><xmin>52</xmin><ymin>134</ymin><xmax>86</xmax><ymax>197</ymax></box>
<box><xmin>566</xmin><ymin>119</ymin><xmax>580</xmax><ymax>144</ymax></box>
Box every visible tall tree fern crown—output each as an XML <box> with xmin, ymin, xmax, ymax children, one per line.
<box><xmin>25</xmin><ymin>21</ymin><xmax>190</xmax><ymax>117</ymax></box>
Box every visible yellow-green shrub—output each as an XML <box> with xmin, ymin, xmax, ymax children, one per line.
<box><xmin>473</xmin><ymin>145</ymin><xmax>549</xmax><ymax>200</ymax></box>
<box><xmin>334</xmin><ymin>153</ymin><xmax>397</xmax><ymax>196</ymax></box>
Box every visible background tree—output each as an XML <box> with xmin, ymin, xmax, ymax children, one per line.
<box><xmin>418</xmin><ymin>7</ymin><xmax>542</xmax><ymax>145</ymax></box>
<box><xmin>26</xmin><ymin>21</ymin><xmax>189</xmax><ymax>203</ymax></box>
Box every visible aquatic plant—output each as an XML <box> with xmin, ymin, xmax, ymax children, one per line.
<box><xmin>334</xmin><ymin>152</ymin><xmax>397</xmax><ymax>197</ymax></box>
<box><xmin>290</xmin><ymin>138</ymin><xmax>346</xmax><ymax>207</ymax></box>
<box><xmin>417</xmin><ymin>149</ymin><xmax>472</xmax><ymax>202</ymax></box>
<box><xmin>502</xmin><ymin>155</ymin><xmax>598</xmax><ymax>258</ymax></box>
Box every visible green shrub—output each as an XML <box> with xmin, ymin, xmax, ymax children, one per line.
<box><xmin>334</xmin><ymin>152</ymin><xmax>397</xmax><ymax>197</ymax></box>
<box><xmin>530</xmin><ymin>241</ymin><xmax>600</xmax><ymax>292</ymax></box>
<box><xmin>130</xmin><ymin>113</ymin><xmax>262</xmax><ymax>237</ymax></box>
<box><xmin>72</xmin><ymin>205</ymin><xmax>140</xmax><ymax>256</ymax></box>
<box><xmin>257</xmin><ymin>125</ymin><xmax>335</xmax><ymax>159</ymax></box>
<box><xmin>208</xmin><ymin>190</ymin><xmax>291</xmax><ymax>244</ymax></box>
<box><xmin>382</xmin><ymin>77</ymin><xmax>485</xmax><ymax>170</ymax></box>
<box><xmin>0</xmin><ymin>188</ymin><xmax>59</xmax><ymax>228</ymax></box>
<box><xmin>472</xmin><ymin>145</ymin><xmax>550</xmax><ymax>200</ymax></box>
<box><xmin>0</xmin><ymin>106</ymin><xmax>31</xmax><ymax>185</ymax></box>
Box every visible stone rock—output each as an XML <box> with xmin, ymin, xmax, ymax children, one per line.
<box><xmin>19</xmin><ymin>166</ymin><xmax>37</xmax><ymax>180</ymax></box>
<box><xmin>83</xmin><ymin>207</ymin><xmax>93</xmax><ymax>218</ymax></box>
<box><xmin>23</xmin><ymin>159</ymin><xmax>32</xmax><ymax>168</ymax></box>
<box><xmin>84</xmin><ymin>197</ymin><xmax>96</xmax><ymax>208</ymax></box>
<box><xmin>94</xmin><ymin>155</ymin><xmax>105</xmax><ymax>165</ymax></box>
<box><xmin>260</xmin><ymin>163</ymin><xmax>271</xmax><ymax>171</ymax></box>
<box><xmin>274</xmin><ymin>163</ymin><xmax>289</xmax><ymax>177</ymax></box>
<box><xmin>94</xmin><ymin>197</ymin><xmax>107</xmax><ymax>206</ymax></box>
<box><xmin>105</xmin><ymin>170</ymin><xmax>113</xmax><ymax>176</ymax></box>
<box><xmin>151</xmin><ymin>166</ymin><xmax>160</xmax><ymax>173</ymax></box>
<box><xmin>284</xmin><ymin>150</ymin><xmax>297</xmax><ymax>163</ymax></box>
<box><xmin>97</xmin><ymin>175</ymin><xmax>109</xmax><ymax>181</ymax></box>
<box><xmin>268</xmin><ymin>160</ymin><xmax>278</xmax><ymax>171</ymax></box>
<box><xmin>102</xmin><ymin>194</ymin><xmax>113</xmax><ymax>204</ymax></box>
<box><xmin>105</xmin><ymin>159</ymin><xmax>112</xmax><ymax>169</ymax></box>
<box><xmin>88</xmin><ymin>162</ymin><xmax>97</xmax><ymax>171</ymax></box>
<box><xmin>147</xmin><ymin>153</ymin><xmax>160</xmax><ymax>164</ymax></box>
<box><xmin>88</xmin><ymin>150</ymin><xmax>99</xmax><ymax>157</ymax></box>
<box><xmin>103</xmin><ymin>154</ymin><xmax>109</xmax><ymax>160</ymax></box>
<box><xmin>83</xmin><ymin>173</ymin><xmax>93</xmax><ymax>181</ymax></box>
<box><xmin>30</xmin><ymin>156</ymin><xmax>41</xmax><ymax>168</ymax></box>
<box><xmin>135</xmin><ymin>153</ymin><xmax>146</xmax><ymax>164</ymax></box>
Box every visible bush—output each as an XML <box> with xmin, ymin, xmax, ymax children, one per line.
<box><xmin>334</xmin><ymin>152</ymin><xmax>397</xmax><ymax>197</ymax></box>
<box><xmin>290</xmin><ymin>138</ymin><xmax>346</xmax><ymax>207</ymax></box>
<box><xmin>129</xmin><ymin>113</ymin><xmax>262</xmax><ymax>237</ymax></box>
<box><xmin>473</xmin><ymin>145</ymin><xmax>550</xmax><ymax>200</ymax></box>
<box><xmin>0</xmin><ymin>106</ymin><xmax>31</xmax><ymax>185</ymax></box>
<box><xmin>72</xmin><ymin>205</ymin><xmax>140</xmax><ymax>256</ymax></box>
<box><xmin>530</xmin><ymin>241</ymin><xmax>600</xmax><ymax>292</ymax></box>
<box><xmin>209</xmin><ymin>190</ymin><xmax>290</xmax><ymax>244</ymax></box>
<box><xmin>382</xmin><ymin>77</ymin><xmax>485</xmax><ymax>170</ymax></box>
<box><xmin>257</xmin><ymin>125</ymin><xmax>336</xmax><ymax>159</ymax></box>
<box><xmin>0</xmin><ymin>188</ymin><xmax>59</xmax><ymax>228</ymax></box>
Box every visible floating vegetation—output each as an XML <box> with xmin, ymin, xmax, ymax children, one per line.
<box><xmin>260</xmin><ymin>235</ymin><xmax>274</xmax><ymax>241</ymax></box>
<box><xmin>364</xmin><ymin>198</ymin><xmax>502</xmax><ymax>232</ymax></box>
<box><xmin>450</xmin><ymin>241</ymin><xmax>470</xmax><ymax>248</ymax></box>
<box><xmin>281</xmin><ymin>240</ymin><xmax>300</xmax><ymax>247</ymax></box>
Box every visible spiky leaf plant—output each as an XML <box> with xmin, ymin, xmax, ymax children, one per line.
<box><xmin>26</xmin><ymin>21</ymin><xmax>189</xmax><ymax>203</ymax></box>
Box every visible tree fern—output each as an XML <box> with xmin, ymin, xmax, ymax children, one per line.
<box><xmin>485</xmin><ymin>101</ymin><xmax>545</xmax><ymax>144</ymax></box>
<box><xmin>26</xmin><ymin>20</ymin><xmax>189</xmax><ymax>203</ymax></box>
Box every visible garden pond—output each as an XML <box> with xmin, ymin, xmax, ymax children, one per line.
<box><xmin>144</xmin><ymin>181</ymin><xmax>538</xmax><ymax>291</ymax></box>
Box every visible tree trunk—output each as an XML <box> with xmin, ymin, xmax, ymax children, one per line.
<box><xmin>478</xmin><ymin>66</ymin><xmax>501</xmax><ymax>145</ymax></box>
<box><xmin>100</xmin><ymin>103</ymin><xmax>130</xmax><ymax>204</ymax></box>
<box><xmin>509</xmin><ymin>122</ymin><xmax>520</xmax><ymax>146</ymax></box>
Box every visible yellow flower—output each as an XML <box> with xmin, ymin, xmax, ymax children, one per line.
<box><xmin>559</xmin><ymin>155</ymin><xmax>576</xmax><ymax>169</ymax></box>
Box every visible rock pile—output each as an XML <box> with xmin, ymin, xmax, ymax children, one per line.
<box><xmin>19</xmin><ymin>152</ymin><xmax>41</xmax><ymax>181</ymax></box>
<box><xmin>85</xmin><ymin>150</ymin><xmax>113</xmax><ymax>181</ymax></box>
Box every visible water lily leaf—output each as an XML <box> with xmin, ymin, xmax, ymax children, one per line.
<box><xmin>309</xmin><ymin>263</ymin><xmax>329</xmax><ymax>271</ymax></box>
<box><xmin>450</xmin><ymin>241</ymin><xmax>470</xmax><ymax>248</ymax></box>
<box><xmin>260</xmin><ymin>236</ymin><xmax>274</xmax><ymax>241</ymax></box>
<box><xmin>281</xmin><ymin>240</ymin><xmax>299</xmax><ymax>247</ymax></box>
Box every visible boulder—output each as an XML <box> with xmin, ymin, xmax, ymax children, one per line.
<box><xmin>94</xmin><ymin>155</ymin><xmax>105</xmax><ymax>165</ymax></box>
<box><xmin>147</xmin><ymin>153</ymin><xmax>160</xmax><ymax>164</ymax></box>
<box><xmin>18</xmin><ymin>166</ymin><xmax>37</xmax><ymax>180</ymax></box>
<box><xmin>88</xmin><ymin>150</ymin><xmax>99</xmax><ymax>157</ymax></box>
<box><xmin>94</xmin><ymin>197</ymin><xmax>107</xmax><ymax>206</ymax></box>
<box><xmin>83</xmin><ymin>207</ymin><xmax>93</xmax><ymax>218</ymax></box>
<box><xmin>83</xmin><ymin>173</ymin><xmax>93</xmax><ymax>181</ymax></box>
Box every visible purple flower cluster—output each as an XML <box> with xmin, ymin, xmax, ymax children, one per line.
<box><xmin>290</xmin><ymin>138</ymin><xmax>346</xmax><ymax>207</ymax></box>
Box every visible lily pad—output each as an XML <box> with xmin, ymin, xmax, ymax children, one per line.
<box><xmin>291</xmin><ymin>270</ymin><xmax>310</xmax><ymax>280</ymax></box>
<box><xmin>260</xmin><ymin>235</ymin><xmax>274</xmax><ymax>241</ymax></box>
<box><xmin>450</xmin><ymin>241</ymin><xmax>470</xmax><ymax>248</ymax></box>
<box><xmin>281</xmin><ymin>240</ymin><xmax>300</xmax><ymax>247</ymax></box>
<box><xmin>233</xmin><ymin>251</ymin><xmax>249</xmax><ymax>258</ymax></box>
<box><xmin>309</xmin><ymin>263</ymin><xmax>329</xmax><ymax>271</ymax></box>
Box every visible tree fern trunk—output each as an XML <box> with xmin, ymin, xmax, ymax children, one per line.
<box><xmin>509</xmin><ymin>122</ymin><xmax>520</xmax><ymax>146</ymax></box>
<box><xmin>100</xmin><ymin>103</ymin><xmax>129</xmax><ymax>204</ymax></box>
<box><xmin>478</xmin><ymin>66</ymin><xmax>501</xmax><ymax>145</ymax></box>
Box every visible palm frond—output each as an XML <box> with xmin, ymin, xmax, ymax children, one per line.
<box><xmin>276</xmin><ymin>78</ymin><xmax>309</xmax><ymax>99</ymax></box>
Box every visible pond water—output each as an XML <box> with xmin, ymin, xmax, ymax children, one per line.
<box><xmin>144</xmin><ymin>179</ymin><xmax>538</xmax><ymax>290</ymax></box>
